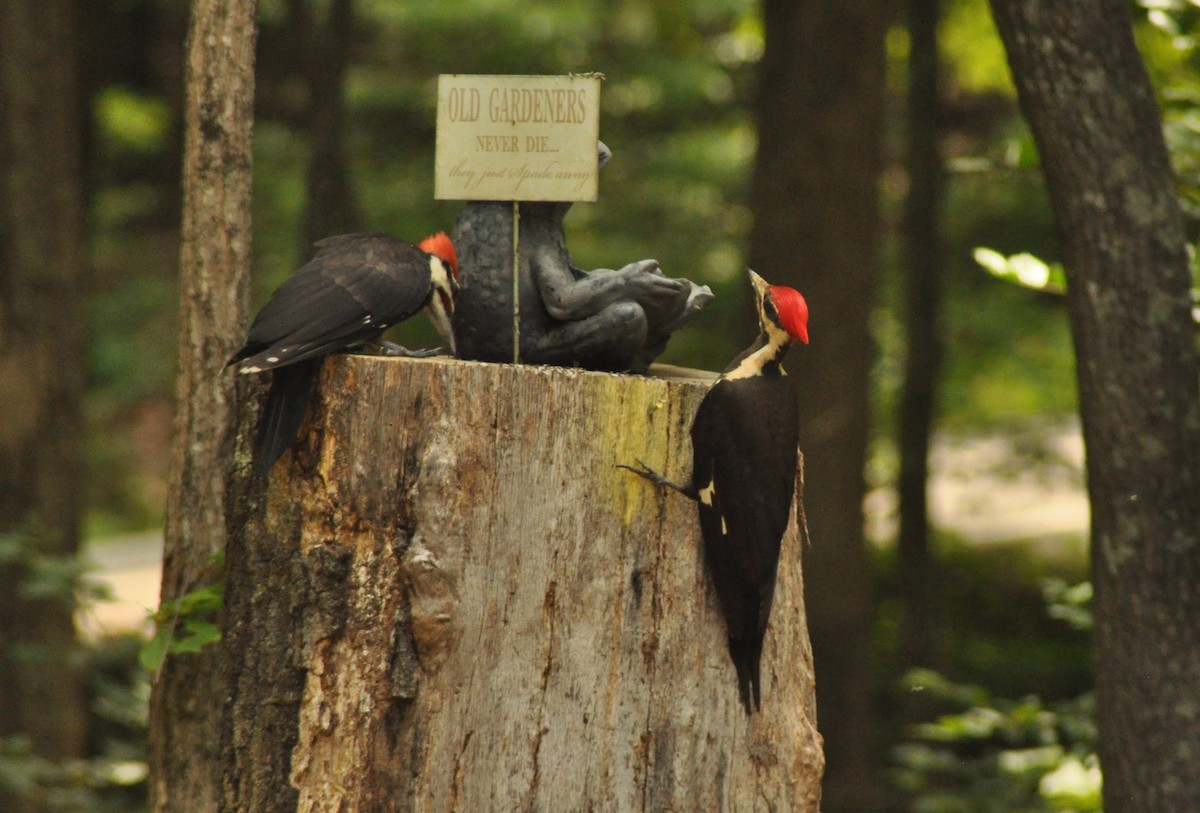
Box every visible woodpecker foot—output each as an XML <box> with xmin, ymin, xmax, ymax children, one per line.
<box><xmin>617</xmin><ymin>459</ymin><xmax>695</xmax><ymax>500</ymax></box>
<box><xmin>365</xmin><ymin>340</ymin><xmax>446</xmax><ymax>358</ymax></box>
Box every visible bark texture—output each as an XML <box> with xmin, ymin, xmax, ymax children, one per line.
<box><xmin>748</xmin><ymin>1</ymin><xmax>888</xmax><ymax>810</ymax></box>
<box><xmin>0</xmin><ymin>0</ymin><xmax>87</xmax><ymax>784</ymax></box>
<box><xmin>148</xmin><ymin>0</ymin><xmax>257</xmax><ymax>809</ymax></box>
<box><xmin>990</xmin><ymin>2</ymin><xmax>1200</xmax><ymax>810</ymax></box>
<box><xmin>223</xmin><ymin>357</ymin><xmax>823</xmax><ymax>812</ymax></box>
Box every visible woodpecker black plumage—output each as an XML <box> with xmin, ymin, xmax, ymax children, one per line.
<box><xmin>622</xmin><ymin>269</ymin><xmax>809</xmax><ymax>713</ymax></box>
<box><xmin>229</xmin><ymin>232</ymin><xmax>458</xmax><ymax>478</ymax></box>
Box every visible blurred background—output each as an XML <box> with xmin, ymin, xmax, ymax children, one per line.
<box><xmin>2</xmin><ymin>0</ymin><xmax>1198</xmax><ymax>810</ymax></box>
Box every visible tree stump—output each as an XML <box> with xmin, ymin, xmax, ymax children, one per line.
<box><xmin>223</xmin><ymin>355</ymin><xmax>823</xmax><ymax>812</ymax></box>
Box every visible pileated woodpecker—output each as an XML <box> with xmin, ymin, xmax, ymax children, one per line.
<box><xmin>622</xmin><ymin>269</ymin><xmax>809</xmax><ymax>713</ymax></box>
<box><xmin>229</xmin><ymin>232</ymin><xmax>459</xmax><ymax>478</ymax></box>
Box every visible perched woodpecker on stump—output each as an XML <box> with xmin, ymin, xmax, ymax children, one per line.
<box><xmin>229</xmin><ymin>232</ymin><xmax>459</xmax><ymax>478</ymax></box>
<box><xmin>622</xmin><ymin>269</ymin><xmax>809</xmax><ymax>713</ymax></box>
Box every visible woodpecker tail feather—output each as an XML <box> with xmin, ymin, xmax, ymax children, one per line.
<box><xmin>729</xmin><ymin>633</ymin><xmax>765</xmax><ymax>714</ymax></box>
<box><xmin>253</xmin><ymin>359</ymin><xmax>321</xmax><ymax>478</ymax></box>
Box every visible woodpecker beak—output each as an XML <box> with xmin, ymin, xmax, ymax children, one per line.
<box><xmin>430</xmin><ymin>308</ymin><xmax>455</xmax><ymax>356</ymax></box>
<box><xmin>425</xmin><ymin>279</ymin><xmax>457</xmax><ymax>357</ymax></box>
<box><xmin>747</xmin><ymin>269</ymin><xmax>769</xmax><ymax>301</ymax></box>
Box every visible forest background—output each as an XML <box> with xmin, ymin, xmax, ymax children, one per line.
<box><xmin>2</xmin><ymin>0</ymin><xmax>1199</xmax><ymax>810</ymax></box>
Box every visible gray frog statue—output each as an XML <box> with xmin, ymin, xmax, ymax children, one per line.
<box><xmin>451</xmin><ymin>142</ymin><xmax>712</xmax><ymax>373</ymax></box>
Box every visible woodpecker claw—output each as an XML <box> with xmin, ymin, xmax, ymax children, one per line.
<box><xmin>618</xmin><ymin>459</ymin><xmax>695</xmax><ymax>499</ymax></box>
<box><xmin>366</xmin><ymin>340</ymin><xmax>445</xmax><ymax>358</ymax></box>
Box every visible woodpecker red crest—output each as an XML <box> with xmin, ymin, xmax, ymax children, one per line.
<box><xmin>418</xmin><ymin>231</ymin><xmax>459</xmax><ymax>280</ymax></box>
<box><xmin>767</xmin><ymin>284</ymin><xmax>809</xmax><ymax>345</ymax></box>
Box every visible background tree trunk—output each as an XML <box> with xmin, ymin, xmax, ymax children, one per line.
<box><xmin>223</xmin><ymin>357</ymin><xmax>823</xmax><ymax>812</ymax></box>
<box><xmin>0</xmin><ymin>0</ymin><xmax>88</xmax><ymax>806</ymax></box>
<box><xmin>291</xmin><ymin>0</ymin><xmax>362</xmax><ymax>251</ymax></box>
<box><xmin>748</xmin><ymin>1</ymin><xmax>888</xmax><ymax>810</ymax></box>
<box><xmin>897</xmin><ymin>0</ymin><xmax>945</xmax><ymax>678</ymax></box>
<box><xmin>990</xmin><ymin>2</ymin><xmax>1200</xmax><ymax>810</ymax></box>
<box><xmin>147</xmin><ymin>0</ymin><xmax>257</xmax><ymax>809</ymax></box>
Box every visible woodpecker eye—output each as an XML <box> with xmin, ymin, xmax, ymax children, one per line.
<box><xmin>763</xmin><ymin>296</ymin><xmax>778</xmax><ymax>322</ymax></box>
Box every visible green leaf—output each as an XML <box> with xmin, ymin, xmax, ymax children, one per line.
<box><xmin>974</xmin><ymin>247</ymin><xmax>1068</xmax><ymax>294</ymax></box>
<box><xmin>170</xmin><ymin>620</ymin><xmax>222</xmax><ymax>654</ymax></box>
<box><xmin>140</xmin><ymin>579</ymin><xmax>224</xmax><ymax>671</ymax></box>
<box><xmin>138</xmin><ymin>626</ymin><xmax>172</xmax><ymax>673</ymax></box>
<box><xmin>1039</xmin><ymin>755</ymin><xmax>1103</xmax><ymax>810</ymax></box>
<box><xmin>176</xmin><ymin>582</ymin><xmax>223</xmax><ymax>616</ymax></box>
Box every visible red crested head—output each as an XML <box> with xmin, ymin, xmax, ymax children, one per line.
<box><xmin>769</xmin><ymin>285</ymin><xmax>809</xmax><ymax>344</ymax></box>
<box><xmin>418</xmin><ymin>231</ymin><xmax>458</xmax><ymax>280</ymax></box>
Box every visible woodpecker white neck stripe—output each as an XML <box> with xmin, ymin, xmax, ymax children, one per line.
<box><xmin>722</xmin><ymin>321</ymin><xmax>791</xmax><ymax>381</ymax></box>
<box><xmin>425</xmin><ymin>254</ymin><xmax>457</xmax><ymax>352</ymax></box>
<box><xmin>428</xmin><ymin>254</ymin><xmax>451</xmax><ymax>294</ymax></box>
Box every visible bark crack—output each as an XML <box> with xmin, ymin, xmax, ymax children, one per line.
<box><xmin>524</xmin><ymin>575</ymin><xmax>558</xmax><ymax>808</ymax></box>
<box><xmin>449</xmin><ymin>729</ymin><xmax>473</xmax><ymax>809</ymax></box>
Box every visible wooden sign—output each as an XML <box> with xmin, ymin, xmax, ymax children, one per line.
<box><xmin>435</xmin><ymin>74</ymin><xmax>602</xmax><ymax>202</ymax></box>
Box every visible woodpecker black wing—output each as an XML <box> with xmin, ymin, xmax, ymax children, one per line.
<box><xmin>690</xmin><ymin>374</ymin><xmax>799</xmax><ymax>713</ymax></box>
<box><xmin>231</xmin><ymin>233</ymin><xmax>440</xmax><ymax>477</ymax></box>
<box><xmin>231</xmin><ymin>233</ymin><xmax>436</xmax><ymax>372</ymax></box>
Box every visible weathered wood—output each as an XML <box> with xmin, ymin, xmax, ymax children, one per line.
<box><xmin>224</xmin><ymin>356</ymin><xmax>823</xmax><ymax>812</ymax></box>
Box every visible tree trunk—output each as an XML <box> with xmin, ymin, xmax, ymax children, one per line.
<box><xmin>989</xmin><ymin>2</ymin><xmax>1200</xmax><ymax>810</ymax></box>
<box><xmin>147</xmin><ymin>0</ymin><xmax>257</xmax><ymax>809</ymax></box>
<box><xmin>897</xmin><ymin>0</ymin><xmax>945</xmax><ymax>677</ymax></box>
<box><xmin>0</xmin><ymin>0</ymin><xmax>87</xmax><ymax>801</ymax></box>
<box><xmin>748</xmin><ymin>1</ymin><xmax>888</xmax><ymax>810</ymax></box>
<box><xmin>293</xmin><ymin>0</ymin><xmax>362</xmax><ymax>251</ymax></box>
<box><xmin>223</xmin><ymin>357</ymin><xmax>823</xmax><ymax>812</ymax></box>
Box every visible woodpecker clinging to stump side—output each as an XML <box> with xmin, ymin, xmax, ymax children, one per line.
<box><xmin>622</xmin><ymin>269</ymin><xmax>809</xmax><ymax>714</ymax></box>
<box><xmin>229</xmin><ymin>232</ymin><xmax>459</xmax><ymax>478</ymax></box>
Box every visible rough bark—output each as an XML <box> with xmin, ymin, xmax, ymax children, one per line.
<box><xmin>0</xmin><ymin>0</ymin><xmax>88</xmax><ymax>789</ymax></box>
<box><xmin>897</xmin><ymin>0</ymin><xmax>945</xmax><ymax>676</ymax></box>
<box><xmin>147</xmin><ymin>0</ymin><xmax>257</xmax><ymax>809</ymax></box>
<box><xmin>223</xmin><ymin>356</ymin><xmax>823</xmax><ymax>812</ymax></box>
<box><xmin>748</xmin><ymin>1</ymin><xmax>888</xmax><ymax>810</ymax></box>
<box><xmin>989</xmin><ymin>3</ymin><xmax>1200</xmax><ymax>810</ymax></box>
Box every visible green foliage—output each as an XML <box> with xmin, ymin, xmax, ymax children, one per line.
<box><xmin>94</xmin><ymin>88</ymin><xmax>172</xmax><ymax>155</ymax></box>
<box><xmin>974</xmin><ymin>248</ymin><xmax>1067</xmax><ymax>295</ymax></box>
<box><xmin>0</xmin><ymin>739</ymin><xmax>147</xmax><ymax>813</ymax></box>
<box><xmin>875</xmin><ymin>538</ymin><xmax>1091</xmax><ymax>703</ymax></box>
<box><xmin>893</xmin><ymin>581</ymin><xmax>1099</xmax><ymax>813</ymax></box>
<box><xmin>940</xmin><ymin>0</ymin><xmax>1015</xmax><ymax>96</ymax></box>
<box><xmin>139</xmin><ymin>579</ymin><xmax>224</xmax><ymax>674</ymax></box>
<box><xmin>0</xmin><ymin>635</ymin><xmax>149</xmax><ymax>813</ymax></box>
<box><xmin>970</xmin><ymin>0</ymin><xmax>1200</xmax><ymax>319</ymax></box>
<box><xmin>1041</xmin><ymin>578</ymin><xmax>1093</xmax><ymax>632</ymax></box>
<box><xmin>894</xmin><ymin>685</ymin><xmax>1100</xmax><ymax>813</ymax></box>
<box><xmin>0</xmin><ymin>528</ymin><xmax>112</xmax><ymax>610</ymax></box>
